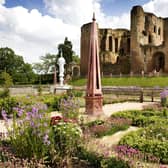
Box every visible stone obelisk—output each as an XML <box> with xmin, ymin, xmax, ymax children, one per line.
<box><xmin>85</xmin><ymin>13</ymin><xmax>103</xmax><ymax>115</ymax></box>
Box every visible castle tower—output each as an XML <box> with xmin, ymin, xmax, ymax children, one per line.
<box><xmin>130</xmin><ymin>6</ymin><xmax>145</xmax><ymax>73</ymax></box>
<box><xmin>85</xmin><ymin>14</ymin><xmax>103</xmax><ymax>115</ymax></box>
<box><xmin>80</xmin><ymin>23</ymin><xmax>92</xmax><ymax>77</ymax></box>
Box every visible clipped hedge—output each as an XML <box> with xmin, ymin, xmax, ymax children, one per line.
<box><xmin>119</xmin><ymin>125</ymin><xmax>168</xmax><ymax>164</ymax></box>
<box><xmin>85</xmin><ymin>118</ymin><xmax>131</xmax><ymax>138</ymax></box>
<box><xmin>111</xmin><ymin>110</ymin><xmax>168</xmax><ymax>127</ymax></box>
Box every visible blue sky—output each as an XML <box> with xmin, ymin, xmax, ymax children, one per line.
<box><xmin>100</xmin><ymin>0</ymin><xmax>149</xmax><ymax>15</ymax></box>
<box><xmin>5</xmin><ymin>0</ymin><xmax>46</xmax><ymax>14</ymax></box>
<box><xmin>4</xmin><ymin>0</ymin><xmax>149</xmax><ymax>17</ymax></box>
<box><xmin>0</xmin><ymin>0</ymin><xmax>167</xmax><ymax>63</ymax></box>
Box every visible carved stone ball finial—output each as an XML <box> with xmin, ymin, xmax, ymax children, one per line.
<box><xmin>92</xmin><ymin>12</ymin><xmax>96</xmax><ymax>21</ymax></box>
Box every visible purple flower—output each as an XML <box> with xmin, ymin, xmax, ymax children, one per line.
<box><xmin>1</xmin><ymin>110</ymin><xmax>8</xmax><ymax>121</ymax></box>
<box><xmin>30</xmin><ymin>121</ymin><xmax>35</xmax><ymax>127</ymax></box>
<box><xmin>160</xmin><ymin>89</ymin><xmax>168</xmax><ymax>98</ymax></box>
<box><xmin>32</xmin><ymin>107</ymin><xmax>38</xmax><ymax>114</ymax></box>
<box><xmin>43</xmin><ymin>134</ymin><xmax>50</xmax><ymax>145</ymax></box>
<box><xmin>18</xmin><ymin>108</ymin><xmax>24</xmax><ymax>117</ymax></box>
<box><xmin>26</xmin><ymin>112</ymin><xmax>32</xmax><ymax>120</ymax></box>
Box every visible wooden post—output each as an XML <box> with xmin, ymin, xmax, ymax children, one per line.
<box><xmin>151</xmin><ymin>89</ymin><xmax>154</xmax><ymax>102</ymax></box>
<box><xmin>140</xmin><ymin>88</ymin><xmax>143</xmax><ymax>103</ymax></box>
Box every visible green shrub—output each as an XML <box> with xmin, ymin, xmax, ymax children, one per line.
<box><xmin>86</xmin><ymin>119</ymin><xmax>104</xmax><ymax>127</ymax></box>
<box><xmin>0</xmin><ymin>97</ymin><xmax>17</xmax><ymax>118</ymax></box>
<box><xmin>44</xmin><ymin>94</ymin><xmax>69</xmax><ymax>111</ymax></box>
<box><xmin>60</xmin><ymin>96</ymin><xmax>80</xmax><ymax>120</ymax></box>
<box><xmin>101</xmin><ymin>157</ymin><xmax>130</xmax><ymax>168</ymax></box>
<box><xmin>52</xmin><ymin>122</ymin><xmax>81</xmax><ymax>166</ymax></box>
<box><xmin>111</xmin><ymin>110</ymin><xmax>167</xmax><ymax>127</ymax></box>
<box><xmin>37</xmin><ymin>85</ymin><xmax>42</xmax><ymax>96</ymax></box>
<box><xmin>3</xmin><ymin>107</ymin><xmax>51</xmax><ymax>160</ymax></box>
<box><xmin>0</xmin><ymin>89</ymin><xmax>10</xmax><ymax>98</ymax></box>
<box><xmin>86</xmin><ymin>118</ymin><xmax>131</xmax><ymax>138</ymax></box>
<box><xmin>0</xmin><ymin>72</ymin><xmax>13</xmax><ymax>89</ymax></box>
<box><xmin>67</xmin><ymin>89</ymin><xmax>83</xmax><ymax>97</ymax></box>
<box><xmin>77</xmin><ymin>146</ymin><xmax>103</xmax><ymax>167</ymax></box>
<box><xmin>119</xmin><ymin>125</ymin><xmax>168</xmax><ymax>164</ymax></box>
<box><xmin>163</xmin><ymin>108</ymin><xmax>168</xmax><ymax>117</ymax></box>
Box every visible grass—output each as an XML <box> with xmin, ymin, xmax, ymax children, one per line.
<box><xmin>71</xmin><ymin>77</ymin><xmax>168</xmax><ymax>87</ymax></box>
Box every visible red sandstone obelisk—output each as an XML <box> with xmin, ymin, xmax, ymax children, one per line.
<box><xmin>85</xmin><ymin>13</ymin><xmax>103</xmax><ymax>115</ymax></box>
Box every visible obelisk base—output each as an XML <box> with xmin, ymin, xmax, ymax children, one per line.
<box><xmin>85</xmin><ymin>95</ymin><xmax>103</xmax><ymax>115</ymax></box>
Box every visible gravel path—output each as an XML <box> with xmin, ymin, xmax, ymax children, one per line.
<box><xmin>103</xmin><ymin>102</ymin><xmax>157</xmax><ymax>116</ymax></box>
<box><xmin>86</xmin><ymin>126</ymin><xmax>139</xmax><ymax>156</ymax></box>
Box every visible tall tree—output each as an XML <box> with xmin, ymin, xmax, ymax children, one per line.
<box><xmin>0</xmin><ymin>47</ymin><xmax>16</xmax><ymax>74</ymax></box>
<box><xmin>33</xmin><ymin>53</ymin><xmax>57</xmax><ymax>74</ymax></box>
<box><xmin>58</xmin><ymin>37</ymin><xmax>73</xmax><ymax>65</ymax></box>
<box><xmin>0</xmin><ymin>47</ymin><xmax>36</xmax><ymax>84</ymax></box>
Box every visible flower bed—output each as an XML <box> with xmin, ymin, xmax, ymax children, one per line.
<box><xmin>119</xmin><ymin>124</ymin><xmax>168</xmax><ymax>164</ymax></box>
<box><xmin>84</xmin><ymin>117</ymin><xmax>131</xmax><ymax>138</ymax></box>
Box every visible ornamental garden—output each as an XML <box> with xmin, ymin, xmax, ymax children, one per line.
<box><xmin>0</xmin><ymin>83</ymin><xmax>168</xmax><ymax>168</ymax></box>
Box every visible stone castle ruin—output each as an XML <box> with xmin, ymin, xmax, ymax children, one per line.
<box><xmin>80</xmin><ymin>6</ymin><xmax>168</xmax><ymax>76</ymax></box>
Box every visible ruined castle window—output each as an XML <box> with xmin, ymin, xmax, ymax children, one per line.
<box><xmin>109</xmin><ymin>36</ymin><xmax>112</xmax><ymax>51</ymax></box>
<box><xmin>115</xmin><ymin>38</ymin><xmax>118</xmax><ymax>52</ymax></box>
<box><xmin>158</xmin><ymin>27</ymin><xmax>161</xmax><ymax>35</ymax></box>
<box><xmin>145</xmin><ymin>16</ymin><xmax>148</xmax><ymax>24</ymax></box>
<box><xmin>119</xmin><ymin>48</ymin><xmax>124</xmax><ymax>56</ymax></box>
<box><xmin>148</xmin><ymin>35</ymin><xmax>152</xmax><ymax>43</ymax></box>
<box><xmin>127</xmin><ymin>38</ymin><xmax>130</xmax><ymax>53</ymax></box>
<box><xmin>100</xmin><ymin>36</ymin><xmax>106</xmax><ymax>51</ymax></box>
<box><xmin>142</xmin><ymin>30</ymin><xmax>147</xmax><ymax>36</ymax></box>
<box><xmin>154</xmin><ymin>26</ymin><xmax>156</xmax><ymax>33</ymax></box>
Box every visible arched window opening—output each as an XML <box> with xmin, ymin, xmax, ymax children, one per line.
<box><xmin>109</xmin><ymin>36</ymin><xmax>112</xmax><ymax>51</ymax></box>
<box><xmin>115</xmin><ymin>38</ymin><xmax>118</xmax><ymax>53</ymax></box>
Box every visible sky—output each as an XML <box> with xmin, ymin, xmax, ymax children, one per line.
<box><xmin>0</xmin><ymin>0</ymin><xmax>168</xmax><ymax>64</ymax></box>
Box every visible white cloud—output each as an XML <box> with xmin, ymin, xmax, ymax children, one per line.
<box><xmin>0</xmin><ymin>0</ymin><xmax>5</xmax><ymax>5</ymax></box>
<box><xmin>44</xmin><ymin>0</ymin><xmax>130</xmax><ymax>29</ymax></box>
<box><xmin>44</xmin><ymin>0</ymin><xmax>103</xmax><ymax>26</ymax></box>
<box><xmin>0</xmin><ymin>4</ymin><xmax>79</xmax><ymax>63</ymax></box>
<box><xmin>143</xmin><ymin>0</ymin><xmax>168</xmax><ymax>17</ymax></box>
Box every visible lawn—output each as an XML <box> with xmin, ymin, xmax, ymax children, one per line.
<box><xmin>71</xmin><ymin>77</ymin><xmax>168</xmax><ymax>87</ymax></box>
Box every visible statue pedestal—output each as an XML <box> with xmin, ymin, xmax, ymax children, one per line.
<box><xmin>52</xmin><ymin>85</ymin><xmax>71</xmax><ymax>94</ymax></box>
<box><xmin>85</xmin><ymin>95</ymin><xmax>103</xmax><ymax>115</ymax></box>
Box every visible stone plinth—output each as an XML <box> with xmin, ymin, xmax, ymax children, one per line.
<box><xmin>52</xmin><ymin>85</ymin><xmax>71</xmax><ymax>94</ymax></box>
<box><xmin>85</xmin><ymin>95</ymin><xmax>103</xmax><ymax>115</ymax></box>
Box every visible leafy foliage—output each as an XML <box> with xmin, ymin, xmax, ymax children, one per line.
<box><xmin>0</xmin><ymin>47</ymin><xmax>36</xmax><ymax>84</ymax></box>
<box><xmin>119</xmin><ymin>124</ymin><xmax>168</xmax><ymax>163</ymax></box>
<box><xmin>60</xmin><ymin>96</ymin><xmax>80</xmax><ymax>119</ymax></box>
<box><xmin>44</xmin><ymin>94</ymin><xmax>69</xmax><ymax>111</ymax></box>
<box><xmin>111</xmin><ymin>109</ymin><xmax>168</xmax><ymax>127</ymax></box>
<box><xmin>0</xmin><ymin>97</ymin><xmax>17</xmax><ymax>118</ymax></box>
<box><xmin>0</xmin><ymin>72</ymin><xmax>13</xmax><ymax>88</ymax></box>
<box><xmin>58</xmin><ymin>37</ymin><xmax>73</xmax><ymax>65</ymax></box>
<box><xmin>33</xmin><ymin>53</ymin><xmax>57</xmax><ymax>74</ymax></box>
<box><xmin>77</xmin><ymin>146</ymin><xmax>129</xmax><ymax>168</ymax></box>
<box><xmin>85</xmin><ymin>118</ymin><xmax>131</xmax><ymax>138</ymax></box>
<box><xmin>3</xmin><ymin>107</ymin><xmax>51</xmax><ymax>160</ymax></box>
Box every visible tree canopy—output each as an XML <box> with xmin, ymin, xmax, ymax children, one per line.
<box><xmin>58</xmin><ymin>37</ymin><xmax>74</xmax><ymax>65</ymax></box>
<box><xmin>0</xmin><ymin>47</ymin><xmax>36</xmax><ymax>84</ymax></box>
<box><xmin>33</xmin><ymin>53</ymin><xmax>57</xmax><ymax>74</ymax></box>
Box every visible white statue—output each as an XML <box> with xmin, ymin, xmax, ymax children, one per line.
<box><xmin>57</xmin><ymin>52</ymin><xmax>66</xmax><ymax>86</ymax></box>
